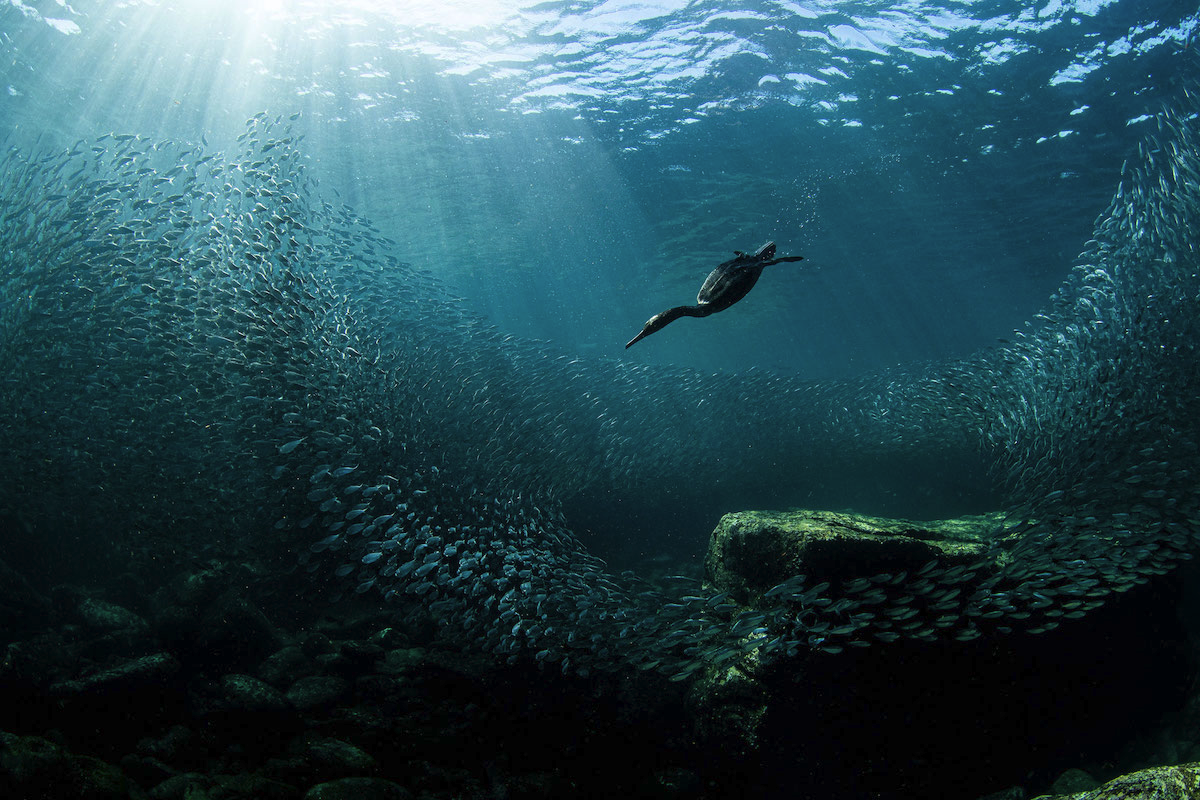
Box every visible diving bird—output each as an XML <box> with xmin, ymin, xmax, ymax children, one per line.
<box><xmin>625</xmin><ymin>241</ymin><xmax>804</xmax><ymax>348</ymax></box>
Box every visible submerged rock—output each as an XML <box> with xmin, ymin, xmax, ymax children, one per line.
<box><xmin>377</xmin><ymin>647</ymin><xmax>425</xmax><ymax>676</ymax></box>
<box><xmin>50</xmin><ymin>652</ymin><xmax>180</xmax><ymax>697</ymax></box>
<box><xmin>685</xmin><ymin>654</ymin><xmax>766</xmax><ymax>758</ymax></box>
<box><xmin>300</xmin><ymin>737</ymin><xmax>377</xmax><ymax>776</ymax></box>
<box><xmin>1035</xmin><ymin>763</ymin><xmax>1200</xmax><ymax>799</ymax></box>
<box><xmin>259</xmin><ymin>645</ymin><xmax>317</xmax><ymax>688</ymax></box>
<box><xmin>135</xmin><ymin>724</ymin><xmax>196</xmax><ymax>764</ymax></box>
<box><xmin>705</xmin><ymin>507</ymin><xmax>1003</xmax><ymax>603</ymax></box>
<box><xmin>198</xmin><ymin>595</ymin><xmax>285</xmax><ymax>666</ymax></box>
<box><xmin>220</xmin><ymin>673</ymin><xmax>290</xmax><ymax>713</ymax></box>
<box><xmin>695</xmin><ymin>507</ymin><xmax>1006</xmax><ymax>758</ymax></box>
<box><xmin>0</xmin><ymin>731</ymin><xmax>131</xmax><ymax>800</ymax></box>
<box><xmin>286</xmin><ymin>675</ymin><xmax>348</xmax><ymax>711</ymax></box>
<box><xmin>1051</xmin><ymin>768</ymin><xmax>1101</xmax><ymax>794</ymax></box>
<box><xmin>76</xmin><ymin>597</ymin><xmax>148</xmax><ymax>635</ymax></box>
<box><xmin>149</xmin><ymin>771</ymin><xmax>296</xmax><ymax>800</ymax></box>
<box><xmin>303</xmin><ymin>776</ymin><xmax>412</xmax><ymax>800</ymax></box>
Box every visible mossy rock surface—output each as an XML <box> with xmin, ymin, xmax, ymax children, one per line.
<box><xmin>0</xmin><ymin>732</ymin><xmax>131</xmax><ymax>800</ymax></box>
<box><xmin>1035</xmin><ymin>763</ymin><xmax>1200</xmax><ymax>799</ymax></box>
<box><xmin>303</xmin><ymin>777</ymin><xmax>412</xmax><ymax>800</ymax></box>
<box><xmin>705</xmin><ymin>508</ymin><xmax>1006</xmax><ymax>602</ymax></box>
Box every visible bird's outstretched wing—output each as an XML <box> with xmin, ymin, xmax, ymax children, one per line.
<box><xmin>762</xmin><ymin>255</ymin><xmax>804</xmax><ymax>266</ymax></box>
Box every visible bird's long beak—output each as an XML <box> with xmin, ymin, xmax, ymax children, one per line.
<box><xmin>625</xmin><ymin>328</ymin><xmax>649</xmax><ymax>349</ymax></box>
<box><xmin>626</xmin><ymin>317</ymin><xmax>658</xmax><ymax>348</ymax></box>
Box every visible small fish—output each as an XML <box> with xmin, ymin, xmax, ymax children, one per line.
<box><xmin>278</xmin><ymin>437</ymin><xmax>306</xmax><ymax>454</ymax></box>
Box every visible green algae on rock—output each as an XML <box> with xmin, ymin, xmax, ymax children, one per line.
<box><xmin>1034</xmin><ymin>763</ymin><xmax>1200</xmax><ymax>800</ymax></box>
<box><xmin>705</xmin><ymin>508</ymin><xmax>1006</xmax><ymax>604</ymax></box>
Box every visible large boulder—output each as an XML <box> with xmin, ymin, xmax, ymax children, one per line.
<box><xmin>705</xmin><ymin>508</ymin><xmax>1003</xmax><ymax>602</ymax></box>
<box><xmin>1034</xmin><ymin>763</ymin><xmax>1200</xmax><ymax>799</ymax></box>
<box><xmin>0</xmin><ymin>731</ymin><xmax>131</xmax><ymax>800</ymax></box>
<box><xmin>303</xmin><ymin>776</ymin><xmax>412</xmax><ymax>800</ymax></box>
<box><xmin>693</xmin><ymin>507</ymin><xmax>1005</xmax><ymax>760</ymax></box>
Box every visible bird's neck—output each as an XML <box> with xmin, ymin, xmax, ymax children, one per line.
<box><xmin>677</xmin><ymin>304</ymin><xmax>714</xmax><ymax>318</ymax></box>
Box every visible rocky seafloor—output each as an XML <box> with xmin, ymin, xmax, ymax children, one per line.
<box><xmin>3</xmin><ymin>508</ymin><xmax>1200</xmax><ymax>800</ymax></box>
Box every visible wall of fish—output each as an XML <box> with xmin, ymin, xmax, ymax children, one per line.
<box><xmin>0</xmin><ymin>91</ymin><xmax>1196</xmax><ymax>677</ymax></box>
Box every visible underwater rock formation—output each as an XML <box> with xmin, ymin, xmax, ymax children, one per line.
<box><xmin>1037</xmin><ymin>763</ymin><xmax>1200</xmax><ymax>800</ymax></box>
<box><xmin>0</xmin><ymin>88</ymin><xmax>1197</xmax><ymax>681</ymax></box>
<box><xmin>696</xmin><ymin>507</ymin><xmax>1005</xmax><ymax>752</ymax></box>
<box><xmin>0</xmin><ymin>731</ymin><xmax>131</xmax><ymax>800</ymax></box>
<box><xmin>705</xmin><ymin>508</ymin><xmax>1001</xmax><ymax>605</ymax></box>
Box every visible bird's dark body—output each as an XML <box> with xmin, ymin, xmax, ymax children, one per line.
<box><xmin>696</xmin><ymin>250</ymin><xmax>767</xmax><ymax>311</ymax></box>
<box><xmin>625</xmin><ymin>242</ymin><xmax>803</xmax><ymax>348</ymax></box>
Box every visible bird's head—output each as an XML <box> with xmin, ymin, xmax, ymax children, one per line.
<box><xmin>625</xmin><ymin>310</ymin><xmax>674</xmax><ymax>348</ymax></box>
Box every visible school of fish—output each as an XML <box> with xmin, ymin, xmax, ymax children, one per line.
<box><xmin>0</xmin><ymin>92</ymin><xmax>1197</xmax><ymax>679</ymax></box>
